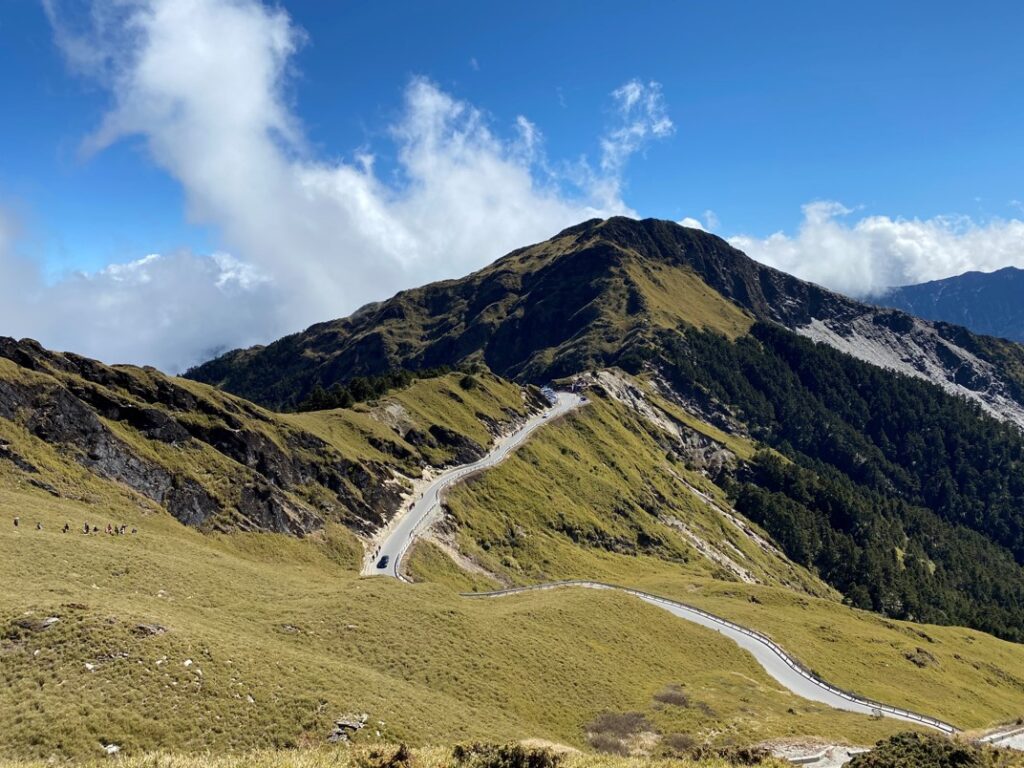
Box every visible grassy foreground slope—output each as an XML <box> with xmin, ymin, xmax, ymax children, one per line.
<box><xmin>0</xmin><ymin>745</ymin><xmax>791</xmax><ymax>768</ymax></box>
<box><xmin>425</xmin><ymin>382</ymin><xmax>1024</xmax><ymax>731</ymax></box>
<box><xmin>0</xmin><ymin>481</ymin><xmax>913</xmax><ymax>761</ymax></box>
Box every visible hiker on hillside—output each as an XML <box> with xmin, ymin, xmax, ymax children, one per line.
<box><xmin>13</xmin><ymin>517</ymin><xmax>18</xmax><ymax>528</ymax></box>
<box><xmin>131</xmin><ymin>528</ymin><xmax>137</xmax><ymax>535</ymax></box>
<box><xmin>36</xmin><ymin>522</ymin><xmax>42</xmax><ymax>531</ymax></box>
<box><xmin>83</xmin><ymin>522</ymin><xmax>90</xmax><ymax>534</ymax></box>
<box><xmin>106</xmin><ymin>523</ymin><xmax>113</xmax><ymax>535</ymax></box>
<box><xmin>63</xmin><ymin>522</ymin><xmax>70</xmax><ymax>533</ymax></box>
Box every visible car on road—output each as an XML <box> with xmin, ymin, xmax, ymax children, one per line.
<box><xmin>376</xmin><ymin>555</ymin><xmax>390</xmax><ymax>569</ymax></box>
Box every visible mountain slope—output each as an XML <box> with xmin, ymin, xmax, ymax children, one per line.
<box><xmin>7</xmin><ymin>327</ymin><xmax>1024</xmax><ymax>756</ymax></box>
<box><xmin>0</xmin><ymin>342</ymin><xmax>938</xmax><ymax>760</ymax></box>
<box><xmin>187</xmin><ymin>218</ymin><xmax>1024</xmax><ymax>641</ymax></box>
<box><xmin>0</xmin><ymin>337</ymin><xmax>538</xmax><ymax>536</ymax></box>
<box><xmin>188</xmin><ymin>218</ymin><xmax>1024</xmax><ymax>430</ymax></box>
<box><xmin>878</xmin><ymin>266</ymin><xmax>1024</xmax><ymax>343</ymax></box>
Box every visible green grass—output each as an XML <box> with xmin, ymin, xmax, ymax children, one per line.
<box><xmin>0</xmin><ymin>472</ymin><xmax>914</xmax><ymax>762</ymax></box>
<box><xmin>405</xmin><ymin>539</ymin><xmax>501</xmax><ymax>592</ymax></box>
<box><xmin>431</xmin><ymin>388</ymin><xmax>1024</xmax><ymax>733</ymax></box>
<box><xmin>622</xmin><ymin>260</ymin><xmax>753</xmax><ymax>341</ymax></box>
<box><xmin>286</xmin><ymin>371</ymin><xmax>533</xmax><ymax>469</ymax></box>
<box><xmin>0</xmin><ymin>744</ymin><xmax>793</xmax><ymax>768</ymax></box>
<box><xmin>443</xmin><ymin>395</ymin><xmax>830</xmax><ymax>596</ymax></box>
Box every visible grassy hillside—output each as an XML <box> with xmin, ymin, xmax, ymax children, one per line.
<box><xmin>0</xmin><ymin>337</ymin><xmax>534</xmax><ymax>536</ymax></box>
<box><xmin>429</xmin><ymin>389</ymin><xmax>824</xmax><ymax>595</ymax></box>
<box><xmin>0</xmin><ymin>744</ymin><xmax>791</xmax><ymax>768</ymax></box>
<box><xmin>422</xmin><ymin>384</ymin><xmax>1024</xmax><ymax>731</ymax></box>
<box><xmin>0</xmin><ymin>477</ymin><xmax>915</xmax><ymax>761</ymax></box>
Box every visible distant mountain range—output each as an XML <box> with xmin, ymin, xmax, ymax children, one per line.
<box><xmin>878</xmin><ymin>266</ymin><xmax>1024</xmax><ymax>343</ymax></box>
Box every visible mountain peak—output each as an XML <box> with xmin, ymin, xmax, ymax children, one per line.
<box><xmin>186</xmin><ymin>217</ymin><xmax>1024</xmax><ymax>433</ymax></box>
<box><xmin>880</xmin><ymin>265</ymin><xmax>1024</xmax><ymax>343</ymax></box>
<box><xmin>187</xmin><ymin>218</ymin><xmax>768</xmax><ymax>407</ymax></box>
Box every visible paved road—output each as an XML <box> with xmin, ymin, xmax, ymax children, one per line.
<box><xmin>981</xmin><ymin>726</ymin><xmax>1024</xmax><ymax>750</ymax></box>
<box><xmin>360</xmin><ymin>394</ymin><xmax>1024</xmax><ymax>750</ymax></box>
<box><xmin>465</xmin><ymin>581</ymin><xmax>958</xmax><ymax>734</ymax></box>
<box><xmin>363</xmin><ymin>392</ymin><xmax>586</xmax><ymax>579</ymax></box>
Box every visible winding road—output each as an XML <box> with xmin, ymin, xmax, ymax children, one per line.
<box><xmin>464</xmin><ymin>581</ymin><xmax>957</xmax><ymax>734</ymax></box>
<box><xmin>360</xmin><ymin>388</ymin><xmax>1024</xmax><ymax>751</ymax></box>
<box><xmin>362</xmin><ymin>391</ymin><xmax>586</xmax><ymax>579</ymax></box>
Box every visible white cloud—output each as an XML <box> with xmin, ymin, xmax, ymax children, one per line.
<box><xmin>601</xmin><ymin>79</ymin><xmax>674</xmax><ymax>175</ymax></box>
<box><xmin>678</xmin><ymin>210</ymin><xmax>718</xmax><ymax>232</ymax></box>
<box><xmin>730</xmin><ymin>201</ymin><xmax>1024</xmax><ymax>297</ymax></box>
<box><xmin>16</xmin><ymin>0</ymin><xmax>674</xmax><ymax>371</ymax></box>
<box><xmin>0</xmin><ymin>217</ymin><xmax>279</xmax><ymax>372</ymax></box>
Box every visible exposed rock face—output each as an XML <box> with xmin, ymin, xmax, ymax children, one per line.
<box><xmin>797</xmin><ymin>313</ymin><xmax>1024</xmax><ymax>427</ymax></box>
<box><xmin>878</xmin><ymin>266</ymin><xmax>1024</xmax><ymax>344</ymax></box>
<box><xmin>588</xmin><ymin>369</ymin><xmax>737</xmax><ymax>479</ymax></box>
<box><xmin>427</xmin><ymin>425</ymin><xmax>485</xmax><ymax>465</ymax></box>
<box><xmin>0</xmin><ymin>337</ymin><xmax>405</xmax><ymax>535</ymax></box>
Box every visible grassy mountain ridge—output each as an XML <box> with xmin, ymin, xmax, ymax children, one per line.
<box><xmin>185</xmin><ymin>220</ymin><xmax>757</xmax><ymax>409</ymax></box>
<box><xmin>187</xmin><ymin>218</ymin><xmax>1024</xmax><ymax>432</ymax></box>
<box><xmin>0</xmin><ymin>336</ymin><xmax>536</xmax><ymax>535</ymax></box>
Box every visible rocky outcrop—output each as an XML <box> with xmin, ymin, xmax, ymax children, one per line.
<box><xmin>797</xmin><ymin>313</ymin><xmax>1024</xmax><ymax>428</ymax></box>
<box><xmin>4</xmin><ymin>372</ymin><xmax>222</xmax><ymax>526</ymax></box>
<box><xmin>427</xmin><ymin>425</ymin><xmax>485</xmax><ymax>465</ymax></box>
<box><xmin>0</xmin><ymin>337</ymin><xmax>407</xmax><ymax>535</ymax></box>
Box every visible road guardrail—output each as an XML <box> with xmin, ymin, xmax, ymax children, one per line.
<box><xmin>463</xmin><ymin>579</ymin><xmax>958</xmax><ymax>734</ymax></box>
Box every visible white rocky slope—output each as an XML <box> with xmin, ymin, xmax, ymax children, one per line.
<box><xmin>796</xmin><ymin>312</ymin><xmax>1024</xmax><ymax>428</ymax></box>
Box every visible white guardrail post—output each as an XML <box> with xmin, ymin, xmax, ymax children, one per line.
<box><xmin>462</xmin><ymin>580</ymin><xmax>957</xmax><ymax>734</ymax></box>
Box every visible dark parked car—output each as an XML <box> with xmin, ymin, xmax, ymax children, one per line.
<box><xmin>376</xmin><ymin>555</ymin><xmax>390</xmax><ymax>569</ymax></box>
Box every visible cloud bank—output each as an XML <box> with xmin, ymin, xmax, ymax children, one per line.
<box><xmin>730</xmin><ymin>202</ymin><xmax>1024</xmax><ymax>297</ymax></box>
<box><xmin>4</xmin><ymin>0</ymin><xmax>674</xmax><ymax>371</ymax></box>
<box><xmin>7</xmin><ymin>0</ymin><xmax>1023</xmax><ymax>373</ymax></box>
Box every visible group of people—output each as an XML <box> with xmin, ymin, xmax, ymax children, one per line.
<box><xmin>12</xmin><ymin>516</ymin><xmax>137</xmax><ymax>535</ymax></box>
<box><xmin>83</xmin><ymin>522</ymin><xmax>136</xmax><ymax>536</ymax></box>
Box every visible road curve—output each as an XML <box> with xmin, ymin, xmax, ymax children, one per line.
<box><xmin>363</xmin><ymin>392</ymin><xmax>586</xmax><ymax>579</ymax></box>
<box><xmin>363</xmin><ymin>395</ymin><xmax>971</xmax><ymax>741</ymax></box>
<box><xmin>464</xmin><ymin>581</ymin><xmax>959</xmax><ymax>735</ymax></box>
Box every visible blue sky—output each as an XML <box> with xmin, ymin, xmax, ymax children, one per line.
<box><xmin>1</xmin><ymin>0</ymin><xmax>1023</xmax><ymax>369</ymax></box>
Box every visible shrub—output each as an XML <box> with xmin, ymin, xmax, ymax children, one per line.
<box><xmin>451</xmin><ymin>742</ymin><xmax>561</xmax><ymax>768</ymax></box>
<box><xmin>653</xmin><ymin>685</ymin><xmax>690</xmax><ymax>707</ymax></box>
<box><xmin>847</xmin><ymin>732</ymin><xmax>995</xmax><ymax>768</ymax></box>
<box><xmin>356</xmin><ymin>744</ymin><xmax>412</xmax><ymax>768</ymax></box>
<box><xmin>661</xmin><ymin>733</ymin><xmax>696</xmax><ymax>755</ymax></box>
<box><xmin>585</xmin><ymin>711</ymin><xmax>651</xmax><ymax>738</ymax></box>
<box><xmin>586</xmin><ymin>733</ymin><xmax>629</xmax><ymax>756</ymax></box>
